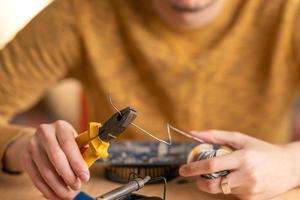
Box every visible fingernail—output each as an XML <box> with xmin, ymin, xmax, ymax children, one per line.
<box><xmin>179</xmin><ymin>167</ymin><xmax>186</xmax><ymax>176</ymax></box>
<box><xmin>80</xmin><ymin>171</ymin><xmax>90</xmax><ymax>182</ymax></box>
<box><xmin>73</xmin><ymin>180</ymin><xmax>81</xmax><ymax>190</ymax></box>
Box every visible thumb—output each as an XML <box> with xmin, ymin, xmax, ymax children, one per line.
<box><xmin>190</xmin><ymin>130</ymin><xmax>249</xmax><ymax>149</ymax></box>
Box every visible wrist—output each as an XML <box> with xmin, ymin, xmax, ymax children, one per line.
<box><xmin>3</xmin><ymin>133</ymin><xmax>33</xmax><ymax>173</ymax></box>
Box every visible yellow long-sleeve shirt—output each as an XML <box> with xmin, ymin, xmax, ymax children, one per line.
<box><xmin>1</xmin><ymin>0</ymin><xmax>300</xmax><ymax>170</ymax></box>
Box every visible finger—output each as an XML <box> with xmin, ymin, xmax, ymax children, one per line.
<box><xmin>225</xmin><ymin>170</ymin><xmax>244</xmax><ymax>194</ymax></box>
<box><xmin>225</xmin><ymin>167</ymin><xmax>261</xmax><ymax>195</ymax></box>
<box><xmin>190</xmin><ymin>130</ymin><xmax>248</xmax><ymax>149</ymax></box>
<box><xmin>55</xmin><ymin>120</ymin><xmax>90</xmax><ymax>182</ymax></box>
<box><xmin>179</xmin><ymin>150</ymin><xmax>242</xmax><ymax>177</ymax></box>
<box><xmin>36</xmin><ymin>124</ymin><xmax>79</xmax><ymax>188</ymax></box>
<box><xmin>22</xmin><ymin>151</ymin><xmax>61</xmax><ymax>200</ymax></box>
<box><xmin>196</xmin><ymin>176</ymin><xmax>222</xmax><ymax>194</ymax></box>
<box><xmin>32</xmin><ymin>143</ymin><xmax>78</xmax><ymax>199</ymax></box>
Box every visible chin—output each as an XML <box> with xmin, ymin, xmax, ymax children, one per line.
<box><xmin>169</xmin><ymin>14</ymin><xmax>204</xmax><ymax>30</ymax></box>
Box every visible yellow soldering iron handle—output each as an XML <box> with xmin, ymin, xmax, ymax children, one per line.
<box><xmin>75</xmin><ymin>122</ymin><xmax>110</xmax><ymax>168</ymax></box>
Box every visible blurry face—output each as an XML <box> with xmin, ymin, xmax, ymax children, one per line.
<box><xmin>153</xmin><ymin>0</ymin><xmax>224</xmax><ymax>29</ymax></box>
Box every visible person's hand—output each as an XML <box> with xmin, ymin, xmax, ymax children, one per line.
<box><xmin>179</xmin><ymin>130</ymin><xmax>300</xmax><ymax>200</ymax></box>
<box><xmin>21</xmin><ymin>120</ymin><xmax>90</xmax><ymax>200</ymax></box>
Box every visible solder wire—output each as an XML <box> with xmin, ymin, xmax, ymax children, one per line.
<box><xmin>166</xmin><ymin>124</ymin><xmax>204</xmax><ymax>143</ymax></box>
<box><xmin>108</xmin><ymin>95</ymin><xmax>204</xmax><ymax>145</ymax></box>
<box><xmin>108</xmin><ymin>95</ymin><xmax>172</xmax><ymax>146</ymax></box>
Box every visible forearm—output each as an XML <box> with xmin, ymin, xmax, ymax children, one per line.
<box><xmin>0</xmin><ymin>0</ymin><xmax>83</xmax><ymax>173</ymax></box>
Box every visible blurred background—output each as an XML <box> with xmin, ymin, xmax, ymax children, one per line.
<box><xmin>0</xmin><ymin>0</ymin><xmax>51</xmax><ymax>47</ymax></box>
<box><xmin>0</xmin><ymin>0</ymin><xmax>83</xmax><ymax>131</ymax></box>
<box><xmin>0</xmin><ymin>0</ymin><xmax>299</xmax><ymax>140</ymax></box>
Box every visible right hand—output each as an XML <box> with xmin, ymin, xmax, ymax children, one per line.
<box><xmin>21</xmin><ymin>120</ymin><xmax>90</xmax><ymax>200</ymax></box>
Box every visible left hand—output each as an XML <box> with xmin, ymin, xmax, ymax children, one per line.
<box><xmin>179</xmin><ymin>130</ymin><xmax>300</xmax><ymax>200</ymax></box>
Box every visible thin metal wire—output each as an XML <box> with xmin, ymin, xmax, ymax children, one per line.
<box><xmin>108</xmin><ymin>95</ymin><xmax>122</xmax><ymax>116</ymax></box>
<box><xmin>108</xmin><ymin>95</ymin><xmax>172</xmax><ymax>146</ymax></box>
<box><xmin>109</xmin><ymin>95</ymin><xmax>204</xmax><ymax>145</ymax></box>
<box><xmin>131</xmin><ymin>123</ymin><xmax>172</xmax><ymax>146</ymax></box>
<box><xmin>167</xmin><ymin>124</ymin><xmax>204</xmax><ymax>143</ymax></box>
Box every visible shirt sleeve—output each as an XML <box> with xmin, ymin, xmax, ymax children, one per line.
<box><xmin>293</xmin><ymin>5</ymin><xmax>300</xmax><ymax>65</ymax></box>
<box><xmin>0</xmin><ymin>0</ymin><xmax>83</xmax><ymax>171</ymax></box>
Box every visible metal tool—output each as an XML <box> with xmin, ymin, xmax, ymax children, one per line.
<box><xmin>74</xmin><ymin>175</ymin><xmax>165</xmax><ymax>200</ymax></box>
<box><xmin>75</xmin><ymin>107</ymin><xmax>137</xmax><ymax>167</ymax></box>
<box><xmin>96</xmin><ymin>176</ymin><xmax>151</xmax><ymax>200</ymax></box>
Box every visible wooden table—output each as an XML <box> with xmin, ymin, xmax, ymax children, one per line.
<box><xmin>0</xmin><ymin>165</ymin><xmax>299</xmax><ymax>200</ymax></box>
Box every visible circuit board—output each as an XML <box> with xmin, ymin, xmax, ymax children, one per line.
<box><xmin>97</xmin><ymin>141</ymin><xmax>198</xmax><ymax>166</ymax></box>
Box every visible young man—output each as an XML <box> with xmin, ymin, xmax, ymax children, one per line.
<box><xmin>1</xmin><ymin>0</ymin><xmax>300</xmax><ymax>199</ymax></box>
